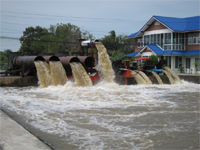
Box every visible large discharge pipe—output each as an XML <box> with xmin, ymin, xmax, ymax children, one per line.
<box><xmin>13</xmin><ymin>56</ymin><xmax>45</xmax><ymax>69</ymax></box>
<box><xmin>77</xmin><ymin>56</ymin><xmax>95</xmax><ymax>67</ymax></box>
<box><xmin>59</xmin><ymin>56</ymin><xmax>80</xmax><ymax>75</ymax></box>
<box><xmin>43</xmin><ymin>55</ymin><xmax>60</xmax><ymax>62</ymax></box>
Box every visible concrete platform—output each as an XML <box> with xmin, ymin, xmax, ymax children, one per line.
<box><xmin>0</xmin><ymin>110</ymin><xmax>52</xmax><ymax>150</ymax></box>
<box><xmin>0</xmin><ymin>76</ymin><xmax>38</xmax><ymax>87</ymax></box>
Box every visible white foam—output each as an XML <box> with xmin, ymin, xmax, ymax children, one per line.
<box><xmin>0</xmin><ymin>82</ymin><xmax>199</xmax><ymax>149</ymax></box>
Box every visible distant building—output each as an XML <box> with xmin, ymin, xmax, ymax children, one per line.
<box><xmin>125</xmin><ymin>16</ymin><xmax>200</xmax><ymax>73</ymax></box>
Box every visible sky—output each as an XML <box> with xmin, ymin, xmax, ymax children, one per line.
<box><xmin>0</xmin><ymin>0</ymin><xmax>200</xmax><ymax>52</ymax></box>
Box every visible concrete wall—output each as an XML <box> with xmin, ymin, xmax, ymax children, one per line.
<box><xmin>115</xmin><ymin>75</ymin><xmax>199</xmax><ymax>85</ymax></box>
<box><xmin>0</xmin><ymin>74</ymin><xmax>199</xmax><ymax>87</ymax></box>
<box><xmin>0</xmin><ymin>76</ymin><xmax>38</xmax><ymax>87</ymax></box>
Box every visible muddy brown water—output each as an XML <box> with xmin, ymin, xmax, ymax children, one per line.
<box><xmin>1</xmin><ymin>81</ymin><xmax>199</xmax><ymax>150</ymax></box>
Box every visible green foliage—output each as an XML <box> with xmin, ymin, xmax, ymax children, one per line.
<box><xmin>0</xmin><ymin>54</ymin><xmax>8</xmax><ymax>63</ymax></box>
<box><xmin>101</xmin><ymin>30</ymin><xmax>134</xmax><ymax>61</ymax></box>
<box><xmin>18</xmin><ymin>23</ymin><xmax>93</xmax><ymax>55</ymax></box>
<box><xmin>0</xmin><ymin>49</ymin><xmax>12</xmax><ymax>70</ymax></box>
<box><xmin>111</xmin><ymin>49</ymin><xmax>126</xmax><ymax>61</ymax></box>
<box><xmin>194</xmin><ymin>61</ymin><xmax>199</xmax><ymax>69</ymax></box>
<box><xmin>81</xmin><ymin>30</ymin><xmax>95</xmax><ymax>40</ymax></box>
<box><xmin>17</xmin><ymin>23</ymin><xmax>135</xmax><ymax>58</ymax></box>
<box><xmin>0</xmin><ymin>49</ymin><xmax>12</xmax><ymax>63</ymax></box>
<box><xmin>19</xmin><ymin>26</ymin><xmax>49</xmax><ymax>54</ymax></box>
<box><xmin>179</xmin><ymin>63</ymin><xmax>184</xmax><ymax>73</ymax></box>
<box><xmin>2</xmin><ymin>49</ymin><xmax>12</xmax><ymax>58</ymax></box>
<box><xmin>149</xmin><ymin>55</ymin><xmax>158</xmax><ymax>65</ymax></box>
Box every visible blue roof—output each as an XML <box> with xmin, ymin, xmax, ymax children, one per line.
<box><xmin>154</xmin><ymin>16</ymin><xmax>200</xmax><ymax>31</ymax></box>
<box><xmin>146</xmin><ymin>44</ymin><xmax>163</xmax><ymax>55</ymax></box>
<box><xmin>162</xmin><ymin>50</ymin><xmax>200</xmax><ymax>55</ymax></box>
<box><xmin>125</xmin><ymin>44</ymin><xmax>200</xmax><ymax>56</ymax></box>
<box><xmin>125</xmin><ymin>15</ymin><xmax>200</xmax><ymax>39</ymax></box>
<box><xmin>125</xmin><ymin>32</ymin><xmax>139</xmax><ymax>39</ymax></box>
<box><xmin>125</xmin><ymin>52</ymin><xmax>138</xmax><ymax>57</ymax></box>
<box><xmin>184</xmin><ymin>16</ymin><xmax>200</xmax><ymax>31</ymax></box>
<box><xmin>181</xmin><ymin>50</ymin><xmax>200</xmax><ymax>55</ymax></box>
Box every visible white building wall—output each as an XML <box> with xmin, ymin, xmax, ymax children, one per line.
<box><xmin>169</xmin><ymin>56</ymin><xmax>199</xmax><ymax>74</ymax></box>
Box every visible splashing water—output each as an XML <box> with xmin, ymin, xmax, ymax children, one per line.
<box><xmin>151</xmin><ymin>71</ymin><xmax>163</xmax><ymax>84</ymax></box>
<box><xmin>70</xmin><ymin>62</ymin><xmax>92</xmax><ymax>87</ymax></box>
<box><xmin>34</xmin><ymin>61</ymin><xmax>52</xmax><ymax>88</ymax></box>
<box><xmin>1</xmin><ymin>82</ymin><xmax>199</xmax><ymax>150</ymax></box>
<box><xmin>94</xmin><ymin>41</ymin><xmax>115</xmax><ymax>82</ymax></box>
<box><xmin>138</xmin><ymin>71</ymin><xmax>152</xmax><ymax>84</ymax></box>
<box><xmin>49</xmin><ymin>61</ymin><xmax>67</xmax><ymax>86</ymax></box>
<box><xmin>163</xmin><ymin>66</ymin><xmax>182</xmax><ymax>83</ymax></box>
<box><xmin>131</xmin><ymin>71</ymin><xmax>146</xmax><ymax>84</ymax></box>
<box><xmin>162</xmin><ymin>70</ymin><xmax>174</xmax><ymax>84</ymax></box>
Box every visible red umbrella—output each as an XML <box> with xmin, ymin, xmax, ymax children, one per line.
<box><xmin>135</xmin><ymin>57</ymin><xmax>150</xmax><ymax>61</ymax></box>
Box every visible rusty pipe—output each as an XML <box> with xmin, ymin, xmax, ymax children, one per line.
<box><xmin>58</xmin><ymin>56</ymin><xmax>80</xmax><ymax>75</ymax></box>
<box><xmin>59</xmin><ymin>56</ymin><xmax>80</xmax><ymax>66</ymax></box>
<box><xmin>77</xmin><ymin>56</ymin><xmax>95</xmax><ymax>67</ymax></box>
<box><xmin>43</xmin><ymin>55</ymin><xmax>60</xmax><ymax>62</ymax></box>
<box><xmin>13</xmin><ymin>56</ymin><xmax>45</xmax><ymax>69</ymax></box>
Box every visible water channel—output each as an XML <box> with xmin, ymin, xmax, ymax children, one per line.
<box><xmin>0</xmin><ymin>81</ymin><xmax>199</xmax><ymax>150</ymax></box>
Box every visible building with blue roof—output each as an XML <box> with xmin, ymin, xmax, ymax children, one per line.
<box><xmin>125</xmin><ymin>15</ymin><xmax>200</xmax><ymax>73</ymax></box>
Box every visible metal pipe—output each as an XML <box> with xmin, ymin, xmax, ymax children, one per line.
<box><xmin>43</xmin><ymin>56</ymin><xmax>60</xmax><ymax>62</ymax></box>
<box><xmin>59</xmin><ymin>56</ymin><xmax>80</xmax><ymax>75</ymax></box>
<box><xmin>13</xmin><ymin>56</ymin><xmax>45</xmax><ymax>69</ymax></box>
<box><xmin>59</xmin><ymin>56</ymin><xmax>80</xmax><ymax>66</ymax></box>
<box><xmin>77</xmin><ymin>56</ymin><xmax>95</xmax><ymax>67</ymax></box>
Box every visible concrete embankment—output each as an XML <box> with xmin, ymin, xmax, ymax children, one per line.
<box><xmin>0</xmin><ymin>76</ymin><xmax>38</xmax><ymax>87</ymax></box>
<box><xmin>0</xmin><ymin>74</ymin><xmax>199</xmax><ymax>87</ymax></box>
<box><xmin>115</xmin><ymin>74</ymin><xmax>200</xmax><ymax>85</ymax></box>
<box><xmin>178</xmin><ymin>74</ymin><xmax>200</xmax><ymax>84</ymax></box>
<box><xmin>0</xmin><ymin>110</ymin><xmax>52</xmax><ymax>150</ymax></box>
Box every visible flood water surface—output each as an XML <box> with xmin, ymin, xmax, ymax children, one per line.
<box><xmin>0</xmin><ymin>81</ymin><xmax>199</xmax><ymax>150</ymax></box>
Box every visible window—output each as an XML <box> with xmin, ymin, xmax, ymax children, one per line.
<box><xmin>164</xmin><ymin>45</ymin><xmax>171</xmax><ymax>50</ymax></box>
<box><xmin>165</xmin><ymin>33</ymin><xmax>171</xmax><ymax>44</ymax></box>
<box><xmin>195</xmin><ymin>58</ymin><xmax>200</xmax><ymax>71</ymax></box>
<box><xmin>193</xmin><ymin>33</ymin><xmax>200</xmax><ymax>44</ymax></box>
<box><xmin>150</xmin><ymin>35</ymin><xmax>154</xmax><ymax>44</ymax></box>
<box><xmin>137</xmin><ymin>38</ymin><xmax>143</xmax><ymax>48</ymax></box>
<box><xmin>171</xmin><ymin>33</ymin><xmax>185</xmax><ymax>50</ymax></box>
<box><xmin>166</xmin><ymin>56</ymin><xmax>171</xmax><ymax>67</ymax></box>
<box><xmin>154</xmin><ymin>21</ymin><xmax>160</xmax><ymax>25</ymax></box>
<box><xmin>157</xmin><ymin>34</ymin><xmax>161</xmax><ymax>45</ymax></box>
<box><xmin>173</xmin><ymin>33</ymin><xmax>178</xmax><ymax>44</ymax></box>
<box><xmin>143</xmin><ymin>32</ymin><xmax>186</xmax><ymax>50</ymax></box>
<box><xmin>175</xmin><ymin>56</ymin><xmax>182</xmax><ymax>68</ymax></box>
<box><xmin>188</xmin><ymin>32</ymin><xmax>200</xmax><ymax>45</ymax></box>
<box><xmin>186</xmin><ymin>58</ymin><xmax>190</xmax><ymax>69</ymax></box>
<box><xmin>144</xmin><ymin>35</ymin><xmax>150</xmax><ymax>45</ymax></box>
<box><xmin>188</xmin><ymin>37</ymin><xmax>193</xmax><ymax>45</ymax></box>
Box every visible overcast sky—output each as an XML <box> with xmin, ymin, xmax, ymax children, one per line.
<box><xmin>0</xmin><ymin>0</ymin><xmax>199</xmax><ymax>52</ymax></box>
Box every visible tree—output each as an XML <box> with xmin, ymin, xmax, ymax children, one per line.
<box><xmin>81</xmin><ymin>30</ymin><xmax>95</xmax><ymax>40</ymax></box>
<box><xmin>0</xmin><ymin>52</ymin><xmax>8</xmax><ymax>63</ymax></box>
<box><xmin>54</xmin><ymin>23</ymin><xmax>81</xmax><ymax>53</ymax></box>
<box><xmin>111</xmin><ymin>49</ymin><xmax>126</xmax><ymax>61</ymax></box>
<box><xmin>101</xmin><ymin>31</ymin><xmax>135</xmax><ymax>61</ymax></box>
<box><xmin>2</xmin><ymin>49</ymin><xmax>12</xmax><ymax>58</ymax></box>
<box><xmin>19</xmin><ymin>26</ymin><xmax>49</xmax><ymax>54</ymax></box>
<box><xmin>149</xmin><ymin>55</ymin><xmax>158</xmax><ymax>65</ymax></box>
<box><xmin>18</xmin><ymin>24</ymin><xmax>83</xmax><ymax>55</ymax></box>
<box><xmin>0</xmin><ymin>49</ymin><xmax>12</xmax><ymax>64</ymax></box>
<box><xmin>101</xmin><ymin>30</ymin><xmax>119</xmax><ymax>52</ymax></box>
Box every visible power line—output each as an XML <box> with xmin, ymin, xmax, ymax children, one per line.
<box><xmin>0</xmin><ymin>11</ymin><xmax>141</xmax><ymax>23</ymax></box>
<box><xmin>1</xmin><ymin>21</ymin><xmax>38</xmax><ymax>26</ymax></box>
<box><xmin>1</xmin><ymin>11</ymin><xmax>199</xmax><ymax>23</ymax></box>
<box><xmin>0</xmin><ymin>36</ymin><xmax>20</xmax><ymax>40</ymax></box>
<box><xmin>0</xmin><ymin>36</ymin><xmax>80</xmax><ymax>44</ymax></box>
